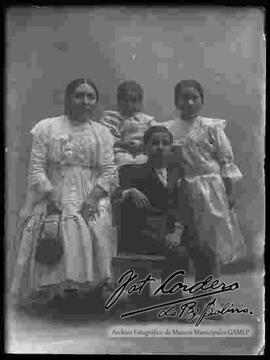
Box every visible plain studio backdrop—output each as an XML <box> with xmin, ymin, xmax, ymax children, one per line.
<box><xmin>6</xmin><ymin>7</ymin><xmax>265</xmax><ymax>282</ymax></box>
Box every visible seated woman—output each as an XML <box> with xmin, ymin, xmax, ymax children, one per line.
<box><xmin>10</xmin><ymin>78</ymin><xmax>118</xmax><ymax>308</ymax></box>
<box><xmin>113</xmin><ymin>125</ymin><xmax>187</xmax><ymax>279</ymax></box>
<box><xmin>101</xmin><ymin>80</ymin><xmax>156</xmax><ymax>165</ymax></box>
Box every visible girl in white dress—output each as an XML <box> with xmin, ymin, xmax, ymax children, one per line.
<box><xmin>165</xmin><ymin>80</ymin><xmax>247</xmax><ymax>316</ymax></box>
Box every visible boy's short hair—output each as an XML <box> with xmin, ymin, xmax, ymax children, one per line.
<box><xmin>143</xmin><ymin>125</ymin><xmax>173</xmax><ymax>145</ymax></box>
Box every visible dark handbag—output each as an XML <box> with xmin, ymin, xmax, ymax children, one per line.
<box><xmin>35</xmin><ymin>204</ymin><xmax>64</xmax><ymax>266</ymax></box>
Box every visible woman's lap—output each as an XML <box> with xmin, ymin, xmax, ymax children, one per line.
<box><xmin>11</xmin><ymin>207</ymin><xmax>115</xmax><ymax>305</ymax></box>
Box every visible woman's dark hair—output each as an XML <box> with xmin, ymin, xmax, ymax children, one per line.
<box><xmin>117</xmin><ymin>80</ymin><xmax>143</xmax><ymax>102</ymax></box>
<box><xmin>64</xmin><ymin>78</ymin><xmax>99</xmax><ymax>115</ymax></box>
<box><xmin>143</xmin><ymin>125</ymin><xmax>173</xmax><ymax>145</ymax></box>
<box><xmin>174</xmin><ymin>79</ymin><xmax>204</xmax><ymax>108</ymax></box>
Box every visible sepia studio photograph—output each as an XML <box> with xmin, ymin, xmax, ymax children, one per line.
<box><xmin>5</xmin><ymin>6</ymin><xmax>265</xmax><ymax>355</ymax></box>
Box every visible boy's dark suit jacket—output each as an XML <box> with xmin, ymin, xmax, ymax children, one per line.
<box><xmin>116</xmin><ymin>161</ymin><xmax>184</xmax><ymax>254</ymax></box>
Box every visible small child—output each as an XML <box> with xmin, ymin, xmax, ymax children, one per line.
<box><xmin>102</xmin><ymin>80</ymin><xmax>156</xmax><ymax>165</ymax></box>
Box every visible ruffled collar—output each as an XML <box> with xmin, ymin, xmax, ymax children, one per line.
<box><xmin>64</xmin><ymin>115</ymin><xmax>93</xmax><ymax>131</ymax></box>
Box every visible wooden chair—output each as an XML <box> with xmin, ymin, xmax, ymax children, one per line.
<box><xmin>109</xmin><ymin>197</ymin><xmax>188</xmax><ymax>321</ymax></box>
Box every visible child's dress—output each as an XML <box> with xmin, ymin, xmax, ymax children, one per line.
<box><xmin>102</xmin><ymin>110</ymin><xmax>156</xmax><ymax>166</ymax></box>
<box><xmin>165</xmin><ymin>116</ymin><xmax>247</xmax><ymax>265</ymax></box>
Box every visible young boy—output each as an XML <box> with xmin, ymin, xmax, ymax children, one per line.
<box><xmin>102</xmin><ymin>81</ymin><xmax>156</xmax><ymax>165</ymax></box>
<box><xmin>114</xmin><ymin>125</ymin><xmax>187</xmax><ymax>279</ymax></box>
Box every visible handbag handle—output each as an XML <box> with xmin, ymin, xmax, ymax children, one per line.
<box><xmin>38</xmin><ymin>203</ymin><xmax>62</xmax><ymax>239</ymax></box>
<box><xmin>47</xmin><ymin>201</ymin><xmax>61</xmax><ymax>216</ymax></box>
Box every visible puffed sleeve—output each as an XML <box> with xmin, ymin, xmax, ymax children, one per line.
<box><xmin>95</xmin><ymin>126</ymin><xmax>118</xmax><ymax>195</ymax></box>
<box><xmin>28</xmin><ymin>120</ymin><xmax>53</xmax><ymax>194</ymax></box>
<box><xmin>209</xmin><ymin>122</ymin><xmax>243</xmax><ymax>183</ymax></box>
<box><xmin>101</xmin><ymin>110</ymin><xmax>122</xmax><ymax>141</ymax></box>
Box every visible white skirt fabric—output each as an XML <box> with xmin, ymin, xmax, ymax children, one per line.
<box><xmin>10</xmin><ymin>197</ymin><xmax>117</xmax><ymax>307</ymax></box>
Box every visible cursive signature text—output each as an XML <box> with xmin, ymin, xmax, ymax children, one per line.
<box><xmin>158</xmin><ymin>298</ymin><xmax>253</xmax><ymax>326</ymax></box>
<box><xmin>104</xmin><ymin>269</ymin><xmax>240</xmax><ymax>321</ymax></box>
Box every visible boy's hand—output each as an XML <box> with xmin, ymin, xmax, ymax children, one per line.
<box><xmin>124</xmin><ymin>188</ymin><xmax>151</xmax><ymax>208</ymax></box>
<box><xmin>165</xmin><ymin>223</ymin><xmax>184</xmax><ymax>249</ymax></box>
<box><xmin>133</xmin><ymin>154</ymin><xmax>148</xmax><ymax>164</ymax></box>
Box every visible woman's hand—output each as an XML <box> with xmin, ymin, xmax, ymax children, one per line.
<box><xmin>45</xmin><ymin>188</ymin><xmax>62</xmax><ymax>211</ymax></box>
<box><xmin>81</xmin><ymin>185</ymin><xmax>107</xmax><ymax>223</ymax></box>
<box><xmin>80</xmin><ymin>202</ymin><xmax>98</xmax><ymax>223</ymax></box>
<box><xmin>124</xmin><ymin>188</ymin><xmax>151</xmax><ymax>209</ymax></box>
<box><xmin>87</xmin><ymin>186</ymin><xmax>106</xmax><ymax>209</ymax></box>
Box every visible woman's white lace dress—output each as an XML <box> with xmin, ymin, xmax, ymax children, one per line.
<box><xmin>11</xmin><ymin>115</ymin><xmax>117</xmax><ymax>305</ymax></box>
